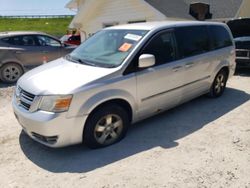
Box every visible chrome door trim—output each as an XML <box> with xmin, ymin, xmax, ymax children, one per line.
<box><xmin>141</xmin><ymin>75</ymin><xmax>211</xmax><ymax>102</ymax></box>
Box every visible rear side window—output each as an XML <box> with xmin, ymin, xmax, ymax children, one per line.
<box><xmin>1</xmin><ymin>37</ymin><xmax>11</xmax><ymax>44</ymax></box>
<box><xmin>175</xmin><ymin>26</ymin><xmax>210</xmax><ymax>58</ymax></box>
<box><xmin>209</xmin><ymin>26</ymin><xmax>232</xmax><ymax>50</ymax></box>
<box><xmin>0</xmin><ymin>35</ymin><xmax>38</xmax><ymax>46</ymax></box>
<box><xmin>2</xmin><ymin>36</ymin><xmax>24</xmax><ymax>45</ymax></box>
<box><xmin>0</xmin><ymin>36</ymin><xmax>22</xmax><ymax>45</ymax></box>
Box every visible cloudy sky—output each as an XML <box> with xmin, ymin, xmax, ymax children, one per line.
<box><xmin>0</xmin><ymin>0</ymin><xmax>75</xmax><ymax>15</ymax></box>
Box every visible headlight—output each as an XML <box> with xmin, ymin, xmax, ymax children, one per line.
<box><xmin>39</xmin><ymin>95</ymin><xmax>72</xmax><ymax>112</ymax></box>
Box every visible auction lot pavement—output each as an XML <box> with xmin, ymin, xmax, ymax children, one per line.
<box><xmin>0</xmin><ymin>71</ymin><xmax>250</xmax><ymax>188</ymax></box>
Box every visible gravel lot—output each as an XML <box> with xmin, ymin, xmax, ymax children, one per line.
<box><xmin>0</xmin><ymin>71</ymin><xmax>250</xmax><ymax>188</ymax></box>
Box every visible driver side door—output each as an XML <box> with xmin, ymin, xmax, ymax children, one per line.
<box><xmin>36</xmin><ymin>35</ymin><xmax>63</xmax><ymax>62</ymax></box>
<box><xmin>135</xmin><ymin>30</ymin><xmax>186</xmax><ymax>119</ymax></box>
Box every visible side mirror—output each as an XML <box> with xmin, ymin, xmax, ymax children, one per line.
<box><xmin>138</xmin><ymin>54</ymin><xmax>155</xmax><ymax>68</ymax></box>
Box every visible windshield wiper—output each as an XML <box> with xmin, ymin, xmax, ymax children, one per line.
<box><xmin>65</xmin><ymin>54</ymin><xmax>82</xmax><ymax>64</ymax></box>
<box><xmin>81</xmin><ymin>59</ymin><xmax>99</xmax><ymax>67</ymax></box>
<box><xmin>65</xmin><ymin>55</ymin><xmax>115</xmax><ymax>68</ymax></box>
<box><xmin>65</xmin><ymin>55</ymin><xmax>95</xmax><ymax>66</ymax></box>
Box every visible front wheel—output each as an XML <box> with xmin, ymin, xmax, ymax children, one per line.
<box><xmin>83</xmin><ymin>104</ymin><xmax>129</xmax><ymax>149</ymax></box>
<box><xmin>208</xmin><ymin>69</ymin><xmax>228</xmax><ymax>98</ymax></box>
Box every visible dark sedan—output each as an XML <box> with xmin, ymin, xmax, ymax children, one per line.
<box><xmin>0</xmin><ymin>31</ymin><xmax>75</xmax><ymax>83</ymax></box>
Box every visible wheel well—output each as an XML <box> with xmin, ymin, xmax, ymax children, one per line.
<box><xmin>88</xmin><ymin>99</ymin><xmax>133</xmax><ymax>123</ymax></box>
<box><xmin>220</xmin><ymin>66</ymin><xmax>229</xmax><ymax>79</ymax></box>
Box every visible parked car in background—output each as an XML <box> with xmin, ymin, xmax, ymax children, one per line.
<box><xmin>234</xmin><ymin>37</ymin><xmax>250</xmax><ymax>68</ymax></box>
<box><xmin>0</xmin><ymin>31</ymin><xmax>75</xmax><ymax>83</ymax></box>
<box><xmin>227</xmin><ymin>18</ymin><xmax>250</xmax><ymax>68</ymax></box>
<box><xmin>13</xmin><ymin>21</ymin><xmax>235</xmax><ymax>149</ymax></box>
<box><xmin>60</xmin><ymin>34</ymin><xmax>81</xmax><ymax>46</ymax></box>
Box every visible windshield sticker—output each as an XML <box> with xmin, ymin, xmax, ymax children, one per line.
<box><xmin>119</xmin><ymin>43</ymin><xmax>133</xmax><ymax>52</ymax></box>
<box><xmin>124</xmin><ymin>33</ymin><xmax>142</xmax><ymax>41</ymax></box>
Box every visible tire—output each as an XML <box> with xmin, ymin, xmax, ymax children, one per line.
<box><xmin>83</xmin><ymin>104</ymin><xmax>130</xmax><ymax>149</ymax></box>
<box><xmin>0</xmin><ymin>63</ymin><xmax>24</xmax><ymax>83</ymax></box>
<box><xmin>208</xmin><ymin>69</ymin><xmax>228</xmax><ymax>98</ymax></box>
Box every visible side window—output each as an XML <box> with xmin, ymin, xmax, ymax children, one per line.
<box><xmin>209</xmin><ymin>26</ymin><xmax>233</xmax><ymax>50</ymax></box>
<box><xmin>1</xmin><ymin>36</ymin><xmax>23</xmax><ymax>46</ymax></box>
<box><xmin>2</xmin><ymin>35</ymin><xmax>38</xmax><ymax>46</ymax></box>
<box><xmin>1</xmin><ymin>37</ymin><xmax>11</xmax><ymax>44</ymax></box>
<box><xmin>21</xmin><ymin>35</ymin><xmax>38</xmax><ymax>46</ymax></box>
<box><xmin>36</xmin><ymin>35</ymin><xmax>61</xmax><ymax>47</ymax></box>
<box><xmin>175</xmin><ymin>26</ymin><xmax>210</xmax><ymax>58</ymax></box>
<box><xmin>141</xmin><ymin>31</ymin><xmax>176</xmax><ymax>65</ymax></box>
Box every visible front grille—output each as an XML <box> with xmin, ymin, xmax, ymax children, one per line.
<box><xmin>31</xmin><ymin>132</ymin><xmax>58</xmax><ymax>145</ymax></box>
<box><xmin>17</xmin><ymin>87</ymin><xmax>35</xmax><ymax>111</ymax></box>
<box><xmin>236</xmin><ymin>49</ymin><xmax>250</xmax><ymax>59</ymax></box>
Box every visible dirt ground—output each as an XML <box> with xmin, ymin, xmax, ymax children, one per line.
<box><xmin>0</xmin><ymin>71</ymin><xmax>250</xmax><ymax>188</ymax></box>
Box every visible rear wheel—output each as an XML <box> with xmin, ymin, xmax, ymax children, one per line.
<box><xmin>208</xmin><ymin>69</ymin><xmax>228</xmax><ymax>98</ymax></box>
<box><xmin>83</xmin><ymin>104</ymin><xmax>129</xmax><ymax>149</ymax></box>
<box><xmin>0</xmin><ymin>63</ymin><xmax>23</xmax><ymax>83</ymax></box>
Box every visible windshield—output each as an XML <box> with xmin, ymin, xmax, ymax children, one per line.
<box><xmin>68</xmin><ymin>29</ymin><xmax>148</xmax><ymax>68</ymax></box>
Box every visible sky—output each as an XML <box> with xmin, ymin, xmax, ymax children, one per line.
<box><xmin>0</xmin><ymin>0</ymin><xmax>75</xmax><ymax>16</ymax></box>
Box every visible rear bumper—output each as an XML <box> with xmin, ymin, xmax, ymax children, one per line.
<box><xmin>12</xmin><ymin>97</ymin><xmax>88</xmax><ymax>148</ymax></box>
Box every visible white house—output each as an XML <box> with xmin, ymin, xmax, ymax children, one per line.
<box><xmin>66</xmin><ymin>0</ymin><xmax>249</xmax><ymax>41</ymax></box>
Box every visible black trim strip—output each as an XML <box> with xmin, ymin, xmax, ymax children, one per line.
<box><xmin>141</xmin><ymin>75</ymin><xmax>211</xmax><ymax>102</ymax></box>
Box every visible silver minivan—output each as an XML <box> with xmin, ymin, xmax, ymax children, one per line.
<box><xmin>12</xmin><ymin>21</ymin><xmax>236</xmax><ymax>148</ymax></box>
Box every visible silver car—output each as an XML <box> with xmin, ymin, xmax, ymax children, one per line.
<box><xmin>12</xmin><ymin>21</ymin><xmax>236</xmax><ymax>148</ymax></box>
<box><xmin>0</xmin><ymin>31</ymin><xmax>74</xmax><ymax>83</ymax></box>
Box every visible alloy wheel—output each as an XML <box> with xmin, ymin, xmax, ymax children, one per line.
<box><xmin>94</xmin><ymin>114</ymin><xmax>123</xmax><ymax>145</ymax></box>
<box><xmin>214</xmin><ymin>73</ymin><xmax>225</xmax><ymax>94</ymax></box>
<box><xmin>2</xmin><ymin>65</ymin><xmax>22</xmax><ymax>82</ymax></box>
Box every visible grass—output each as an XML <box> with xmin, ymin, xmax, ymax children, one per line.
<box><xmin>0</xmin><ymin>17</ymin><xmax>73</xmax><ymax>37</ymax></box>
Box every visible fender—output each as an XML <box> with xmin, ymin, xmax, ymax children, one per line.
<box><xmin>209</xmin><ymin>61</ymin><xmax>229</xmax><ymax>85</ymax></box>
<box><xmin>68</xmin><ymin>89</ymin><xmax>137</xmax><ymax>121</ymax></box>
<box><xmin>210</xmin><ymin>48</ymin><xmax>233</xmax><ymax>82</ymax></box>
<box><xmin>81</xmin><ymin>89</ymin><xmax>136</xmax><ymax>115</ymax></box>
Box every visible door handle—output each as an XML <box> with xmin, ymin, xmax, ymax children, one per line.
<box><xmin>185</xmin><ymin>62</ymin><xmax>194</xmax><ymax>68</ymax></box>
<box><xmin>15</xmin><ymin>51</ymin><xmax>22</xmax><ymax>54</ymax></box>
<box><xmin>172</xmin><ymin>66</ymin><xmax>182</xmax><ymax>72</ymax></box>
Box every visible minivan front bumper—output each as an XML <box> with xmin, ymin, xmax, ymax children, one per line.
<box><xmin>12</xmin><ymin>97</ymin><xmax>87</xmax><ymax>147</ymax></box>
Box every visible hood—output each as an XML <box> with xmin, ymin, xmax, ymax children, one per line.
<box><xmin>18</xmin><ymin>58</ymin><xmax>119</xmax><ymax>95</ymax></box>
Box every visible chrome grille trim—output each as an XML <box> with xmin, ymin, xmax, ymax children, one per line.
<box><xmin>16</xmin><ymin>87</ymin><xmax>36</xmax><ymax>111</ymax></box>
<box><xmin>20</xmin><ymin>95</ymin><xmax>33</xmax><ymax>105</ymax></box>
<box><xmin>236</xmin><ymin>49</ymin><xmax>250</xmax><ymax>59</ymax></box>
<box><xmin>20</xmin><ymin>93</ymin><xmax>34</xmax><ymax>101</ymax></box>
<box><xmin>20</xmin><ymin>101</ymin><xmax>30</xmax><ymax>110</ymax></box>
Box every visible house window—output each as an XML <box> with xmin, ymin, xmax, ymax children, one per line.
<box><xmin>103</xmin><ymin>22</ymin><xmax>119</xmax><ymax>28</ymax></box>
<box><xmin>128</xmin><ymin>20</ymin><xmax>146</xmax><ymax>24</ymax></box>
